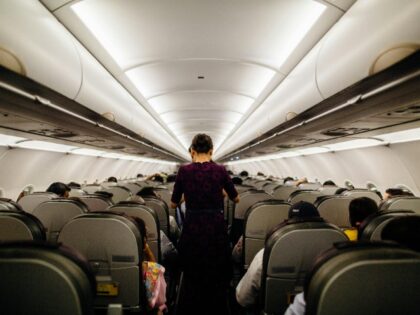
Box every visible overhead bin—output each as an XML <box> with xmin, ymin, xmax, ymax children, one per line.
<box><xmin>217</xmin><ymin>43</ymin><xmax>323</xmax><ymax>158</ymax></box>
<box><xmin>0</xmin><ymin>0</ymin><xmax>81</xmax><ymax>99</ymax></box>
<box><xmin>316</xmin><ymin>0</ymin><xmax>420</xmax><ymax>99</ymax></box>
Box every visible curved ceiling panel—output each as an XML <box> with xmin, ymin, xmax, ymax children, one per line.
<box><xmin>126</xmin><ymin>60</ymin><xmax>276</xmax><ymax>100</ymax></box>
<box><xmin>148</xmin><ymin>91</ymin><xmax>254</xmax><ymax>114</ymax></box>
<box><xmin>160</xmin><ymin>110</ymin><xmax>242</xmax><ymax>125</ymax></box>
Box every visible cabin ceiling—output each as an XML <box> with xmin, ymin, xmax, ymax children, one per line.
<box><xmin>40</xmin><ymin>0</ymin><xmax>352</xmax><ymax>159</ymax></box>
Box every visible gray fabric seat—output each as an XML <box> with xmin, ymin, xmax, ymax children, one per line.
<box><xmin>272</xmin><ymin>185</ymin><xmax>298</xmax><ymax>201</ymax></box>
<box><xmin>318</xmin><ymin>186</ymin><xmax>340</xmax><ymax>195</ymax></box>
<box><xmin>69</xmin><ymin>188</ymin><xmax>87</xmax><ymax>197</ymax></box>
<box><xmin>17</xmin><ymin>192</ymin><xmax>57</xmax><ymax>213</ymax></box>
<box><xmin>110</xmin><ymin>202</ymin><xmax>162</xmax><ymax>262</ymax></box>
<box><xmin>143</xmin><ymin>196</ymin><xmax>170</xmax><ymax>236</ymax></box>
<box><xmin>32</xmin><ymin>199</ymin><xmax>88</xmax><ymax>242</ymax></box>
<box><xmin>0</xmin><ymin>198</ymin><xmax>24</xmax><ymax>212</ymax></box>
<box><xmin>305</xmin><ymin>242</ymin><xmax>420</xmax><ymax>315</ymax></box>
<box><xmin>342</xmin><ymin>189</ymin><xmax>382</xmax><ymax>204</ymax></box>
<box><xmin>288</xmin><ymin>190</ymin><xmax>324</xmax><ymax>205</ymax></box>
<box><xmin>81</xmin><ymin>184</ymin><xmax>102</xmax><ymax>194</ymax></box>
<box><xmin>358</xmin><ymin>210</ymin><xmax>417</xmax><ymax>240</ymax></box>
<box><xmin>263</xmin><ymin>183</ymin><xmax>282</xmax><ymax>195</ymax></box>
<box><xmin>262</xmin><ymin>218</ymin><xmax>348</xmax><ymax>314</ymax></box>
<box><xmin>314</xmin><ymin>196</ymin><xmax>354</xmax><ymax>228</ymax></box>
<box><xmin>102</xmin><ymin>186</ymin><xmax>132</xmax><ymax>204</ymax></box>
<box><xmin>121</xmin><ymin>183</ymin><xmax>143</xmax><ymax>195</ymax></box>
<box><xmin>80</xmin><ymin>195</ymin><xmax>114</xmax><ymax>212</ymax></box>
<box><xmin>380</xmin><ymin>196</ymin><xmax>420</xmax><ymax>214</ymax></box>
<box><xmin>0</xmin><ymin>211</ymin><xmax>46</xmax><ymax>241</ymax></box>
<box><xmin>243</xmin><ymin>200</ymin><xmax>290</xmax><ymax>268</ymax></box>
<box><xmin>58</xmin><ymin>212</ymin><xmax>143</xmax><ymax>311</ymax></box>
<box><xmin>0</xmin><ymin>242</ymin><xmax>95</xmax><ymax>315</ymax></box>
<box><xmin>234</xmin><ymin>190</ymin><xmax>273</xmax><ymax>220</ymax></box>
<box><xmin>154</xmin><ymin>187</ymin><xmax>173</xmax><ymax>214</ymax></box>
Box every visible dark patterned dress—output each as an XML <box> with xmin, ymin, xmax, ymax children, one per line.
<box><xmin>171</xmin><ymin>162</ymin><xmax>238</xmax><ymax>314</ymax></box>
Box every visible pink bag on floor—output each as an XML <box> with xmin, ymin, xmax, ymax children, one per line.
<box><xmin>142</xmin><ymin>261</ymin><xmax>167</xmax><ymax>310</ymax></box>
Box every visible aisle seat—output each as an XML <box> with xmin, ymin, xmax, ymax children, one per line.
<box><xmin>262</xmin><ymin>218</ymin><xmax>348</xmax><ymax>314</ymax></box>
<box><xmin>305</xmin><ymin>242</ymin><xmax>420</xmax><ymax>315</ymax></box>
<box><xmin>243</xmin><ymin>200</ymin><xmax>290</xmax><ymax>268</ymax></box>
<box><xmin>288</xmin><ymin>190</ymin><xmax>324</xmax><ymax>205</ymax></box>
<box><xmin>314</xmin><ymin>196</ymin><xmax>354</xmax><ymax>228</ymax></box>
<box><xmin>58</xmin><ymin>213</ymin><xmax>144</xmax><ymax>311</ymax></box>
<box><xmin>0</xmin><ymin>198</ymin><xmax>24</xmax><ymax>212</ymax></box>
<box><xmin>0</xmin><ymin>242</ymin><xmax>96</xmax><ymax>315</ymax></box>
<box><xmin>82</xmin><ymin>185</ymin><xmax>102</xmax><ymax>194</ymax></box>
<box><xmin>380</xmin><ymin>196</ymin><xmax>420</xmax><ymax>214</ymax></box>
<box><xmin>102</xmin><ymin>186</ymin><xmax>132</xmax><ymax>204</ymax></box>
<box><xmin>342</xmin><ymin>189</ymin><xmax>382</xmax><ymax>205</ymax></box>
<box><xmin>143</xmin><ymin>196</ymin><xmax>170</xmax><ymax>236</ymax></box>
<box><xmin>80</xmin><ymin>194</ymin><xmax>114</xmax><ymax>212</ymax></box>
<box><xmin>32</xmin><ymin>199</ymin><xmax>87</xmax><ymax>242</ymax></box>
<box><xmin>272</xmin><ymin>185</ymin><xmax>298</xmax><ymax>201</ymax></box>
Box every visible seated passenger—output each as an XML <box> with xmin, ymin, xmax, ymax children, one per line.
<box><xmin>322</xmin><ymin>180</ymin><xmax>336</xmax><ymax>186</ymax></box>
<box><xmin>240</xmin><ymin>170</ymin><xmax>249</xmax><ymax>177</ymax></box>
<box><xmin>383</xmin><ymin>187</ymin><xmax>414</xmax><ymax>200</ymax></box>
<box><xmin>235</xmin><ymin>202</ymin><xmax>320</xmax><ymax>310</ymax></box>
<box><xmin>133</xmin><ymin>218</ymin><xmax>166</xmax><ymax>313</ymax></box>
<box><xmin>295</xmin><ymin>177</ymin><xmax>308</xmax><ymax>187</ymax></box>
<box><xmin>344</xmin><ymin>197</ymin><xmax>378</xmax><ymax>241</ymax></box>
<box><xmin>146</xmin><ymin>173</ymin><xmax>165</xmax><ymax>184</ymax></box>
<box><xmin>16</xmin><ymin>184</ymin><xmax>35</xmax><ymax>202</ymax></box>
<box><xmin>283</xmin><ymin>176</ymin><xmax>294</xmax><ymax>184</ymax></box>
<box><xmin>46</xmin><ymin>182</ymin><xmax>70</xmax><ymax>198</ymax></box>
<box><xmin>107</xmin><ymin>176</ymin><xmax>118</xmax><ymax>183</ymax></box>
<box><xmin>68</xmin><ymin>181</ymin><xmax>81</xmax><ymax>189</ymax></box>
<box><xmin>232</xmin><ymin>177</ymin><xmax>243</xmax><ymax>185</ymax></box>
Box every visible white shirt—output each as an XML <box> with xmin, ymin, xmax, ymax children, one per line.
<box><xmin>236</xmin><ymin>248</ymin><xmax>264</xmax><ymax>307</ymax></box>
<box><xmin>284</xmin><ymin>292</ymin><xmax>306</xmax><ymax>315</ymax></box>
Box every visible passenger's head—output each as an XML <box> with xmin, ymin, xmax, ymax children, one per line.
<box><xmin>283</xmin><ymin>176</ymin><xmax>294</xmax><ymax>184</ymax></box>
<box><xmin>239</xmin><ymin>170</ymin><xmax>249</xmax><ymax>177</ymax></box>
<box><xmin>151</xmin><ymin>174</ymin><xmax>164</xmax><ymax>183</ymax></box>
<box><xmin>257</xmin><ymin>172</ymin><xmax>265</xmax><ymax>177</ymax></box>
<box><xmin>107</xmin><ymin>176</ymin><xmax>118</xmax><ymax>183</ymax></box>
<box><xmin>232</xmin><ymin>177</ymin><xmax>243</xmax><ymax>185</ymax></box>
<box><xmin>384</xmin><ymin>188</ymin><xmax>414</xmax><ymax>201</ymax></box>
<box><xmin>382</xmin><ymin>216</ymin><xmax>420</xmax><ymax>252</ymax></box>
<box><xmin>288</xmin><ymin>201</ymin><xmax>320</xmax><ymax>219</ymax></box>
<box><xmin>335</xmin><ymin>187</ymin><xmax>348</xmax><ymax>195</ymax></box>
<box><xmin>348</xmin><ymin>197</ymin><xmax>378</xmax><ymax>228</ymax></box>
<box><xmin>136</xmin><ymin>173</ymin><xmax>143</xmax><ymax>178</ymax></box>
<box><xmin>191</xmin><ymin>133</ymin><xmax>213</xmax><ymax>155</ymax></box>
<box><xmin>167</xmin><ymin>173</ymin><xmax>177</xmax><ymax>183</ymax></box>
<box><xmin>323</xmin><ymin>180</ymin><xmax>336</xmax><ymax>186</ymax></box>
<box><xmin>46</xmin><ymin>182</ymin><xmax>71</xmax><ymax>198</ymax></box>
<box><xmin>68</xmin><ymin>181</ymin><xmax>81</xmax><ymax>189</ymax></box>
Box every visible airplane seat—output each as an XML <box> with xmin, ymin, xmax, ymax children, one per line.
<box><xmin>261</xmin><ymin>218</ymin><xmax>348</xmax><ymax>314</ymax></box>
<box><xmin>298</xmin><ymin>182</ymin><xmax>321</xmax><ymax>190</ymax></box>
<box><xmin>380</xmin><ymin>196</ymin><xmax>420</xmax><ymax>214</ymax></box>
<box><xmin>154</xmin><ymin>187</ymin><xmax>173</xmax><ymax>216</ymax></box>
<box><xmin>358</xmin><ymin>210</ymin><xmax>417</xmax><ymax>241</ymax></box>
<box><xmin>314</xmin><ymin>196</ymin><xmax>354</xmax><ymax>228</ymax></box>
<box><xmin>109</xmin><ymin>202</ymin><xmax>161</xmax><ymax>262</ymax></box>
<box><xmin>102</xmin><ymin>186</ymin><xmax>132</xmax><ymax>204</ymax></box>
<box><xmin>272</xmin><ymin>185</ymin><xmax>299</xmax><ymax>201</ymax></box>
<box><xmin>341</xmin><ymin>189</ymin><xmax>382</xmax><ymax>205</ymax></box>
<box><xmin>288</xmin><ymin>190</ymin><xmax>324</xmax><ymax>205</ymax></box>
<box><xmin>58</xmin><ymin>212</ymin><xmax>144</xmax><ymax>311</ymax></box>
<box><xmin>0</xmin><ymin>211</ymin><xmax>46</xmax><ymax>241</ymax></box>
<box><xmin>17</xmin><ymin>192</ymin><xmax>58</xmax><ymax>213</ymax></box>
<box><xmin>317</xmin><ymin>186</ymin><xmax>340</xmax><ymax>195</ymax></box>
<box><xmin>0</xmin><ymin>198</ymin><xmax>24</xmax><ymax>212</ymax></box>
<box><xmin>0</xmin><ymin>242</ymin><xmax>96</xmax><ymax>315</ymax></box>
<box><xmin>263</xmin><ymin>183</ymin><xmax>282</xmax><ymax>195</ymax></box>
<box><xmin>142</xmin><ymin>196</ymin><xmax>170</xmax><ymax>236</ymax></box>
<box><xmin>32</xmin><ymin>199</ymin><xmax>88</xmax><ymax>242</ymax></box>
<box><xmin>81</xmin><ymin>184</ymin><xmax>102</xmax><ymax>194</ymax></box>
<box><xmin>243</xmin><ymin>200</ymin><xmax>290</xmax><ymax>269</ymax></box>
<box><xmin>304</xmin><ymin>242</ymin><xmax>420</xmax><ymax>315</ymax></box>
<box><xmin>69</xmin><ymin>188</ymin><xmax>87</xmax><ymax>198</ymax></box>
<box><xmin>231</xmin><ymin>190</ymin><xmax>272</xmax><ymax>244</ymax></box>
<box><xmin>79</xmin><ymin>194</ymin><xmax>114</xmax><ymax>212</ymax></box>
<box><xmin>121</xmin><ymin>182</ymin><xmax>143</xmax><ymax>195</ymax></box>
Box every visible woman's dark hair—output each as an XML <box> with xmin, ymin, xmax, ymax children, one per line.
<box><xmin>348</xmin><ymin>197</ymin><xmax>378</xmax><ymax>227</ymax></box>
<box><xmin>46</xmin><ymin>182</ymin><xmax>70</xmax><ymax>197</ymax></box>
<box><xmin>191</xmin><ymin>133</ymin><xmax>213</xmax><ymax>153</ymax></box>
<box><xmin>107</xmin><ymin>176</ymin><xmax>118</xmax><ymax>183</ymax></box>
<box><xmin>137</xmin><ymin>187</ymin><xmax>158</xmax><ymax>198</ymax></box>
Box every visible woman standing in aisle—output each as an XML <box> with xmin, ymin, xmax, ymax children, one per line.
<box><xmin>171</xmin><ymin>133</ymin><xmax>239</xmax><ymax>315</ymax></box>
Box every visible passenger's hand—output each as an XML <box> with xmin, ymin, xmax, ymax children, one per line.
<box><xmin>234</xmin><ymin>196</ymin><xmax>240</xmax><ymax>203</ymax></box>
<box><xmin>171</xmin><ymin>202</ymin><xmax>178</xmax><ymax>209</ymax></box>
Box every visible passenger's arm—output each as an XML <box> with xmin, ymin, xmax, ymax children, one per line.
<box><xmin>223</xmin><ymin>169</ymin><xmax>239</xmax><ymax>202</ymax></box>
<box><xmin>284</xmin><ymin>292</ymin><xmax>306</xmax><ymax>315</ymax></box>
<box><xmin>235</xmin><ymin>249</ymin><xmax>264</xmax><ymax>307</ymax></box>
<box><xmin>170</xmin><ymin>168</ymin><xmax>184</xmax><ymax>208</ymax></box>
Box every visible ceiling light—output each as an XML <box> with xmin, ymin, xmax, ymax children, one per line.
<box><xmin>15</xmin><ymin>140</ymin><xmax>77</xmax><ymax>153</ymax></box>
<box><xmin>323</xmin><ymin>138</ymin><xmax>384</xmax><ymax>151</ymax></box>
<box><xmin>377</xmin><ymin>127</ymin><xmax>420</xmax><ymax>144</ymax></box>
<box><xmin>0</xmin><ymin>134</ymin><xmax>26</xmax><ymax>146</ymax></box>
<box><xmin>71</xmin><ymin>148</ymin><xmax>105</xmax><ymax>156</ymax></box>
<box><xmin>298</xmin><ymin>147</ymin><xmax>330</xmax><ymax>155</ymax></box>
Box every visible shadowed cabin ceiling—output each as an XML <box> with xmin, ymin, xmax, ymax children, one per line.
<box><xmin>40</xmin><ymin>0</ymin><xmax>352</xmax><ymax>161</ymax></box>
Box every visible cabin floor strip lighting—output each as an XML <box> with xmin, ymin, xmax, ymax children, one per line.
<box><xmin>226</xmin><ymin>127</ymin><xmax>420</xmax><ymax>165</ymax></box>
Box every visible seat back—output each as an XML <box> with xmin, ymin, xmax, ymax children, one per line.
<box><xmin>243</xmin><ymin>200</ymin><xmax>290</xmax><ymax>268</ymax></box>
<box><xmin>358</xmin><ymin>210</ymin><xmax>416</xmax><ymax>241</ymax></box>
<box><xmin>0</xmin><ymin>198</ymin><xmax>24</xmax><ymax>212</ymax></box>
<box><xmin>298</xmin><ymin>182</ymin><xmax>322</xmax><ymax>190</ymax></box>
<box><xmin>314</xmin><ymin>196</ymin><xmax>354</xmax><ymax>228</ymax></box>
<box><xmin>81</xmin><ymin>184</ymin><xmax>102</xmax><ymax>194</ymax></box>
<box><xmin>80</xmin><ymin>195</ymin><xmax>114</xmax><ymax>212</ymax></box>
<box><xmin>143</xmin><ymin>197</ymin><xmax>170</xmax><ymax>235</ymax></box>
<box><xmin>32</xmin><ymin>199</ymin><xmax>87</xmax><ymax>242</ymax></box>
<box><xmin>121</xmin><ymin>183</ymin><xmax>143</xmax><ymax>195</ymax></box>
<box><xmin>288</xmin><ymin>190</ymin><xmax>324</xmax><ymax>205</ymax></box>
<box><xmin>305</xmin><ymin>242</ymin><xmax>420</xmax><ymax>315</ymax></box>
<box><xmin>110</xmin><ymin>202</ymin><xmax>161</xmax><ymax>261</ymax></box>
<box><xmin>262</xmin><ymin>219</ymin><xmax>348</xmax><ymax>314</ymax></box>
<box><xmin>234</xmin><ymin>190</ymin><xmax>272</xmax><ymax>220</ymax></box>
<box><xmin>0</xmin><ymin>242</ymin><xmax>95</xmax><ymax>315</ymax></box>
<box><xmin>58</xmin><ymin>213</ymin><xmax>143</xmax><ymax>310</ymax></box>
<box><xmin>69</xmin><ymin>188</ymin><xmax>87</xmax><ymax>198</ymax></box>
<box><xmin>318</xmin><ymin>186</ymin><xmax>340</xmax><ymax>195</ymax></box>
<box><xmin>103</xmin><ymin>186</ymin><xmax>132</xmax><ymax>204</ymax></box>
<box><xmin>154</xmin><ymin>188</ymin><xmax>173</xmax><ymax>216</ymax></box>
<box><xmin>0</xmin><ymin>211</ymin><xmax>46</xmax><ymax>241</ymax></box>
<box><xmin>342</xmin><ymin>189</ymin><xmax>382</xmax><ymax>204</ymax></box>
<box><xmin>263</xmin><ymin>183</ymin><xmax>282</xmax><ymax>195</ymax></box>
<box><xmin>380</xmin><ymin>196</ymin><xmax>420</xmax><ymax>214</ymax></box>
<box><xmin>18</xmin><ymin>192</ymin><xmax>57</xmax><ymax>213</ymax></box>
<box><xmin>272</xmin><ymin>185</ymin><xmax>298</xmax><ymax>201</ymax></box>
